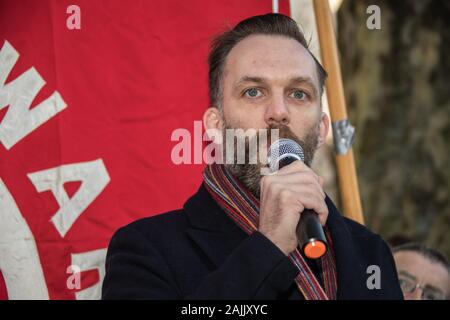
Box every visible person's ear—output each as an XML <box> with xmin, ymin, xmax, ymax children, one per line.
<box><xmin>203</xmin><ymin>107</ymin><xmax>223</xmax><ymax>131</ymax></box>
<box><xmin>317</xmin><ymin>112</ymin><xmax>330</xmax><ymax>148</ymax></box>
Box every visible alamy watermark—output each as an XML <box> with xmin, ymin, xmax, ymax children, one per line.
<box><xmin>366</xmin><ymin>5</ymin><xmax>381</xmax><ymax>30</ymax></box>
<box><xmin>366</xmin><ymin>265</ymin><xmax>381</xmax><ymax>290</ymax></box>
<box><xmin>170</xmin><ymin>121</ymin><xmax>280</xmax><ymax>171</ymax></box>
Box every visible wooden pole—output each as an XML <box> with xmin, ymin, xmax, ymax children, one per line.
<box><xmin>313</xmin><ymin>0</ymin><xmax>365</xmax><ymax>224</ymax></box>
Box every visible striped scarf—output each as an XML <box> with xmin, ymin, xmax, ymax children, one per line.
<box><xmin>203</xmin><ymin>163</ymin><xmax>337</xmax><ymax>300</ymax></box>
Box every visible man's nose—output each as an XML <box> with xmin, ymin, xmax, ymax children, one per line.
<box><xmin>264</xmin><ymin>95</ymin><xmax>290</xmax><ymax>126</ymax></box>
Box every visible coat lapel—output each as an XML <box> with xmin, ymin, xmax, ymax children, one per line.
<box><xmin>325</xmin><ymin>196</ymin><xmax>370</xmax><ymax>299</ymax></box>
<box><xmin>184</xmin><ymin>184</ymin><xmax>248</xmax><ymax>269</ymax></box>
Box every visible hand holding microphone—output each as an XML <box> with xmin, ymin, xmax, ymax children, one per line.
<box><xmin>258</xmin><ymin>139</ymin><xmax>328</xmax><ymax>259</ymax></box>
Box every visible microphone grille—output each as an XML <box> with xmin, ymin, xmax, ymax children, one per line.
<box><xmin>268</xmin><ymin>138</ymin><xmax>305</xmax><ymax>172</ymax></box>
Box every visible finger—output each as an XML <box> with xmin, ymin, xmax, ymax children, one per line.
<box><xmin>276</xmin><ymin>180</ymin><xmax>326</xmax><ymax>200</ymax></box>
<box><xmin>275</xmin><ymin>160</ymin><xmax>310</xmax><ymax>175</ymax></box>
<box><xmin>299</xmin><ymin>195</ymin><xmax>329</xmax><ymax>226</ymax></box>
<box><xmin>275</xmin><ymin>162</ymin><xmax>321</xmax><ymax>183</ymax></box>
<box><xmin>264</xmin><ymin>172</ymin><xmax>326</xmax><ymax>198</ymax></box>
<box><xmin>298</xmin><ymin>191</ymin><xmax>328</xmax><ymax>215</ymax></box>
<box><xmin>260</xmin><ymin>166</ymin><xmax>276</xmax><ymax>177</ymax></box>
<box><xmin>276</xmin><ymin>185</ymin><xmax>327</xmax><ymax>217</ymax></box>
<box><xmin>274</xmin><ymin>165</ymin><xmax>320</xmax><ymax>182</ymax></box>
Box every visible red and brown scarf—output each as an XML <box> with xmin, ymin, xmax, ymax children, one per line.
<box><xmin>203</xmin><ymin>163</ymin><xmax>337</xmax><ymax>300</ymax></box>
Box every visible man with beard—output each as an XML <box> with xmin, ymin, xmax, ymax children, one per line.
<box><xmin>102</xmin><ymin>14</ymin><xmax>403</xmax><ymax>300</ymax></box>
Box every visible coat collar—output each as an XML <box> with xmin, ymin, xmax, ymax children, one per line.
<box><xmin>324</xmin><ymin>197</ymin><xmax>370</xmax><ymax>299</ymax></box>
<box><xmin>184</xmin><ymin>183</ymin><xmax>370</xmax><ymax>299</ymax></box>
<box><xmin>184</xmin><ymin>184</ymin><xmax>248</xmax><ymax>267</ymax></box>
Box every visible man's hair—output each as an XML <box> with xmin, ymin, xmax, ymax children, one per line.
<box><xmin>208</xmin><ymin>13</ymin><xmax>327</xmax><ymax>108</ymax></box>
<box><xmin>392</xmin><ymin>242</ymin><xmax>450</xmax><ymax>274</ymax></box>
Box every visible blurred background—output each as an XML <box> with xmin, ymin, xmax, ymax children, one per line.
<box><xmin>339</xmin><ymin>0</ymin><xmax>450</xmax><ymax>258</ymax></box>
<box><xmin>310</xmin><ymin>0</ymin><xmax>450</xmax><ymax>258</ymax></box>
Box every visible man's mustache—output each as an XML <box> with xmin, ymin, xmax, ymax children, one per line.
<box><xmin>222</xmin><ymin>122</ymin><xmax>318</xmax><ymax>167</ymax></box>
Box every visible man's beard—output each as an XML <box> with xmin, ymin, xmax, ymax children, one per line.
<box><xmin>222</xmin><ymin>121</ymin><xmax>320</xmax><ymax>199</ymax></box>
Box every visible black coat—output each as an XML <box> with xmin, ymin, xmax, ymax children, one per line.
<box><xmin>102</xmin><ymin>184</ymin><xmax>403</xmax><ymax>300</ymax></box>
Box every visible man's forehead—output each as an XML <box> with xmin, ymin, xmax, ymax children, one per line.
<box><xmin>395</xmin><ymin>251</ymin><xmax>450</xmax><ymax>284</ymax></box>
<box><xmin>223</xmin><ymin>35</ymin><xmax>319</xmax><ymax>86</ymax></box>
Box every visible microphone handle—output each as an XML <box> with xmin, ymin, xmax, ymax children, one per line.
<box><xmin>296</xmin><ymin>209</ymin><xmax>328</xmax><ymax>259</ymax></box>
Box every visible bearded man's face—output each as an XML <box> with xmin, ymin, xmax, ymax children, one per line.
<box><xmin>206</xmin><ymin>34</ymin><xmax>328</xmax><ymax>198</ymax></box>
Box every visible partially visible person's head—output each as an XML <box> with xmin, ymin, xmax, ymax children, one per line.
<box><xmin>203</xmin><ymin>14</ymin><xmax>329</xmax><ymax>197</ymax></box>
<box><xmin>392</xmin><ymin>243</ymin><xmax>450</xmax><ymax>300</ymax></box>
<box><xmin>387</xmin><ymin>234</ymin><xmax>413</xmax><ymax>248</ymax></box>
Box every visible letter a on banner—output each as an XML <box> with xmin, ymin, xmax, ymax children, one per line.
<box><xmin>27</xmin><ymin>159</ymin><xmax>111</xmax><ymax>238</ymax></box>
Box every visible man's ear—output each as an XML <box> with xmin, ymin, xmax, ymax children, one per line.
<box><xmin>317</xmin><ymin>112</ymin><xmax>330</xmax><ymax>148</ymax></box>
<box><xmin>203</xmin><ymin>107</ymin><xmax>223</xmax><ymax>131</ymax></box>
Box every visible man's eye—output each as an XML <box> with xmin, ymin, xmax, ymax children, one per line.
<box><xmin>423</xmin><ymin>290</ymin><xmax>444</xmax><ymax>300</ymax></box>
<box><xmin>399</xmin><ymin>278</ymin><xmax>415</xmax><ymax>292</ymax></box>
<box><xmin>290</xmin><ymin>90</ymin><xmax>308</xmax><ymax>100</ymax></box>
<box><xmin>244</xmin><ymin>88</ymin><xmax>262</xmax><ymax>98</ymax></box>
<box><xmin>423</xmin><ymin>292</ymin><xmax>437</xmax><ymax>300</ymax></box>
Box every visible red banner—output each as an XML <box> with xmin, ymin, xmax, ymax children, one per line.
<box><xmin>0</xmin><ymin>0</ymin><xmax>290</xmax><ymax>300</ymax></box>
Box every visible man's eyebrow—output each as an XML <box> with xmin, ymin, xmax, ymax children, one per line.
<box><xmin>288</xmin><ymin>76</ymin><xmax>316</xmax><ymax>85</ymax></box>
<box><xmin>398</xmin><ymin>271</ymin><xmax>417</xmax><ymax>281</ymax></box>
<box><xmin>235</xmin><ymin>76</ymin><xmax>267</xmax><ymax>86</ymax></box>
<box><xmin>235</xmin><ymin>76</ymin><xmax>318</xmax><ymax>95</ymax></box>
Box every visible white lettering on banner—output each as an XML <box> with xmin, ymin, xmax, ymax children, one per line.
<box><xmin>27</xmin><ymin>159</ymin><xmax>111</xmax><ymax>238</ymax></box>
<box><xmin>0</xmin><ymin>40</ymin><xmax>67</xmax><ymax>150</ymax></box>
<box><xmin>0</xmin><ymin>179</ymin><xmax>49</xmax><ymax>299</ymax></box>
<box><xmin>70</xmin><ymin>249</ymin><xmax>107</xmax><ymax>300</ymax></box>
<box><xmin>0</xmin><ymin>39</ymin><xmax>110</xmax><ymax>299</ymax></box>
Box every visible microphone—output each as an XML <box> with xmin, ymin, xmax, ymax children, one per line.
<box><xmin>267</xmin><ymin>138</ymin><xmax>327</xmax><ymax>259</ymax></box>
